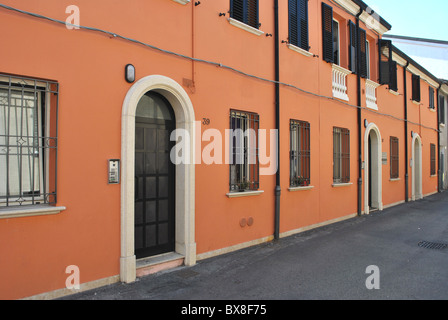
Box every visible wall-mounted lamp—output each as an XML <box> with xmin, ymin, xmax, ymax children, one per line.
<box><xmin>411</xmin><ymin>131</ymin><xmax>414</xmax><ymax>138</ymax></box>
<box><xmin>364</xmin><ymin>119</ymin><xmax>369</xmax><ymax>128</ymax></box>
<box><xmin>125</xmin><ymin>64</ymin><xmax>135</xmax><ymax>83</ymax></box>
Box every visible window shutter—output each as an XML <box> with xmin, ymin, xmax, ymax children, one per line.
<box><xmin>230</xmin><ymin>0</ymin><xmax>258</xmax><ymax>29</ymax></box>
<box><xmin>289</xmin><ymin>0</ymin><xmax>298</xmax><ymax>47</ymax></box>
<box><xmin>379</xmin><ymin>39</ymin><xmax>392</xmax><ymax>85</ymax></box>
<box><xmin>389</xmin><ymin>61</ymin><xmax>398</xmax><ymax>92</ymax></box>
<box><xmin>412</xmin><ymin>74</ymin><xmax>421</xmax><ymax>102</ymax></box>
<box><xmin>429</xmin><ymin>87</ymin><xmax>434</xmax><ymax>109</ymax></box>
<box><xmin>230</xmin><ymin>0</ymin><xmax>245</xmax><ymax>23</ymax></box>
<box><xmin>439</xmin><ymin>95</ymin><xmax>446</xmax><ymax>124</ymax></box>
<box><xmin>348</xmin><ymin>21</ymin><xmax>357</xmax><ymax>73</ymax></box>
<box><xmin>298</xmin><ymin>0</ymin><xmax>309</xmax><ymax>50</ymax></box>
<box><xmin>359</xmin><ymin>28</ymin><xmax>368</xmax><ymax>78</ymax></box>
<box><xmin>246</xmin><ymin>0</ymin><xmax>259</xmax><ymax>29</ymax></box>
<box><xmin>322</xmin><ymin>3</ymin><xmax>334</xmax><ymax>63</ymax></box>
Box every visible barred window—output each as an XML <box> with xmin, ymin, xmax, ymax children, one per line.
<box><xmin>430</xmin><ymin>143</ymin><xmax>436</xmax><ymax>176</ymax></box>
<box><xmin>0</xmin><ymin>75</ymin><xmax>59</xmax><ymax>208</ymax></box>
<box><xmin>229</xmin><ymin>110</ymin><xmax>259</xmax><ymax>192</ymax></box>
<box><xmin>290</xmin><ymin>120</ymin><xmax>310</xmax><ymax>187</ymax></box>
<box><xmin>333</xmin><ymin>127</ymin><xmax>350</xmax><ymax>183</ymax></box>
<box><xmin>390</xmin><ymin>137</ymin><xmax>399</xmax><ymax>179</ymax></box>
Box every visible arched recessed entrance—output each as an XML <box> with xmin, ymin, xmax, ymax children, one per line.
<box><xmin>134</xmin><ymin>92</ymin><xmax>176</xmax><ymax>259</ymax></box>
<box><xmin>364</xmin><ymin>123</ymin><xmax>383</xmax><ymax>215</ymax></box>
<box><xmin>120</xmin><ymin>75</ymin><xmax>196</xmax><ymax>283</ymax></box>
<box><xmin>412</xmin><ymin>133</ymin><xmax>423</xmax><ymax>201</ymax></box>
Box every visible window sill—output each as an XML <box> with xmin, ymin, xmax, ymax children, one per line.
<box><xmin>412</xmin><ymin>100</ymin><xmax>421</xmax><ymax>106</ymax></box>
<box><xmin>288</xmin><ymin>186</ymin><xmax>314</xmax><ymax>192</ymax></box>
<box><xmin>287</xmin><ymin>44</ymin><xmax>313</xmax><ymax>57</ymax></box>
<box><xmin>172</xmin><ymin>0</ymin><xmax>190</xmax><ymax>4</ymax></box>
<box><xmin>389</xmin><ymin>89</ymin><xmax>400</xmax><ymax>96</ymax></box>
<box><xmin>440</xmin><ymin>123</ymin><xmax>445</xmax><ymax>128</ymax></box>
<box><xmin>332</xmin><ymin>182</ymin><xmax>353</xmax><ymax>188</ymax></box>
<box><xmin>390</xmin><ymin>178</ymin><xmax>400</xmax><ymax>182</ymax></box>
<box><xmin>429</xmin><ymin>108</ymin><xmax>436</xmax><ymax>113</ymax></box>
<box><xmin>430</xmin><ymin>174</ymin><xmax>437</xmax><ymax>178</ymax></box>
<box><xmin>0</xmin><ymin>205</ymin><xmax>66</xmax><ymax>219</ymax></box>
<box><xmin>226</xmin><ymin>190</ymin><xmax>264</xmax><ymax>198</ymax></box>
<box><xmin>228</xmin><ymin>18</ymin><xmax>264</xmax><ymax>36</ymax></box>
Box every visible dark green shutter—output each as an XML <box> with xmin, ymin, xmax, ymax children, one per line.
<box><xmin>348</xmin><ymin>21</ymin><xmax>357</xmax><ymax>73</ymax></box>
<box><xmin>230</xmin><ymin>0</ymin><xmax>259</xmax><ymax>29</ymax></box>
<box><xmin>289</xmin><ymin>0</ymin><xmax>309</xmax><ymax>51</ymax></box>
<box><xmin>412</xmin><ymin>75</ymin><xmax>421</xmax><ymax>102</ymax></box>
<box><xmin>322</xmin><ymin>3</ymin><xmax>334</xmax><ymax>63</ymax></box>
<box><xmin>359</xmin><ymin>28</ymin><xmax>368</xmax><ymax>78</ymax></box>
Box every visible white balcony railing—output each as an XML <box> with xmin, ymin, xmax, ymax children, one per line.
<box><xmin>365</xmin><ymin>79</ymin><xmax>381</xmax><ymax>110</ymax></box>
<box><xmin>332</xmin><ymin>64</ymin><xmax>351</xmax><ymax>101</ymax></box>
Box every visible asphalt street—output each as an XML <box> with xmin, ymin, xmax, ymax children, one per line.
<box><xmin>63</xmin><ymin>191</ymin><xmax>448</xmax><ymax>301</ymax></box>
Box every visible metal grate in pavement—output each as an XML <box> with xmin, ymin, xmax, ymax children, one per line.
<box><xmin>418</xmin><ymin>241</ymin><xmax>448</xmax><ymax>250</ymax></box>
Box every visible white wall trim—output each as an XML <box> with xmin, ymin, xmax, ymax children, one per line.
<box><xmin>22</xmin><ymin>275</ymin><xmax>120</xmax><ymax>300</ymax></box>
<box><xmin>120</xmin><ymin>75</ymin><xmax>196</xmax><ymax>283</ymax></box>
<box><xmin>411</xmin><ymin>133</ymin><xmax>423</xmax><ymax>201</ymax></box>
<box><xmin>0</xmin><ymin>205</ymin><xmax>66</xmax><ymax>219</ymax></box>
<box><xmin>226</xmin><ymin>190</ymin><xmax>264</xmax><ymax>198</ymax></box>
<box><xmin>287</xmin><ymin>44</ymin><xmax>314</xmax><ymax>57</ymax></box>
<box><xmin>288</xmin><ymin>186</ymin><xmax>315</xmax><ymax>192</ymax></box>
<box><xmin>196</xmin><ymin>235</ymin><xmax>274</xmax><ymax>261</ymax></box>
<box><xmin>228</xmin><ymin>18</ymin><xmax>264</xmax><ymax>36</ymax></box>
<box><xmin>280</xmin><ymin>213</ymin><xmax>358</xmax><ymax>238</ymax></box>
<box><xmin>364</xmin><ymin>123</ymin><xmax>383</xmax><ymax>215</ymax></box>
<box><xmin>172</xmin><ymin>0</ymin><xmax>190</xmax><ymax>4</ymax></box>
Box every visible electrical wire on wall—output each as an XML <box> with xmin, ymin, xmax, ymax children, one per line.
<box><xmin>0</xmin><ymin>3</ymin><xmax>439</xmax><ymax>133</ymax></box>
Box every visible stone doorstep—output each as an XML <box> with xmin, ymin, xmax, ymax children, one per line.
<box><xmin>136</xmin><ymin>252</ymin><xmax>184</xmax><ymax>278</ymax></box>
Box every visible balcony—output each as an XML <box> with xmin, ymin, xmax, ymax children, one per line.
<box><xmin>365</xmin><ymin>79</ymin><xmax>381</xmax><ymax>110</ymax></box>
<box><xmin>332</xmin><ymin>64</ymin><xmax>351</xmax><ymax>101</ymax></box>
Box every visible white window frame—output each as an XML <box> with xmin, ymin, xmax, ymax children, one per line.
<box><xmin>332</xmin><ymin>19</ymin><xmax>340</xmax><ymax>66</ymax></box>
<box><xmin>0</xmin><ymin>76</ymin><xmax>53</xmax><ymax>209</ymax></box>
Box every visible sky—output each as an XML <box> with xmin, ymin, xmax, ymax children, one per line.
<box><xmin>367</xmin><ymin>0</ymin><xmax>448</xmax><ymax>41</ymax></box>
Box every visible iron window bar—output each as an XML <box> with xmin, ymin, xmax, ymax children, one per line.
<box><xmin>390</xmin><ymin>137</ymin><xmax>399</xmax><ymax>179</ymax></box>
<box><xmin>0</xmin><ymin>74</ymin><xmax>59</xmax><ymax>208</ymax></box>
<box><xmin>430</xmin><ymin>143</ymin><xmax>436</xmax><ymax>176</ymax></box>
<box><xmin>333</xmin><ymin>127</ymin><xmax>350</xmax><ymax>183</ymax></box>
<box><xmin>229</xmin><ymin>110</ymin><xmax>259</xmax><ymax>192</ymax></box>
<box><xmin>290</xmin><ymin>119</ymin><xmax>310</xmax><ymax>187</ymax></box>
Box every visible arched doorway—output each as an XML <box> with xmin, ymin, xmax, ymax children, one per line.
<box><xmin>412</xmin><ymin>133</ymin><xmax>423</xmax><ymax>201</ymax></box>
<box><xmin>120</xmin><ymin>75</ymin><xmax>196</xmax><ymax>283</ymax></box>
<box><xmin>134</xmin><ymin>92</ymin><xmax>176</xmax><ymax>259</ymax></box>
<box><xmin>364</xmin><ymin>123</ymin><xmax>383</xmax><ymax>215</ymax></box>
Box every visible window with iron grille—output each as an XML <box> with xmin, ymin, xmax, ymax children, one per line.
<box><xmin>333</xmin><ymin>127</ymin><xmax>350</xmax><ymax>183</ymax></box>
<box><xmin>288</xmin><ymin>0</ymin><xmax>309</xmax><ymax>51</ymax></box>
<box><xmin>430</xmin><ymin>143</ymin><xmax>436</xmax><ymax>176</ymax></box>
<box><xmin>229</xmin><ymin>110</ymin><xmax>259</xmax><ymax>192</ymax></box>
<box><xmin>390</xmin><ymin>137</ymin><xmax>399</xmax><ymax>179</ymax></box>
<box><xmin>0</xmin><ymin>74</ymin><xmax>59</xmax><ymax>208</ymax></box>
<box><xmin>230</xmin><ymin>0</ymin><xmax>259</xmax><ymax>29</ymax></box>
<box><xmin>290</xmin><ymin>120</ymin><xmax>310</xmax><ymax>187</ymax></box>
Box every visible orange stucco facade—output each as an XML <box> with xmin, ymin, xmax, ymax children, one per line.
<box><xmin>0</xmin><ymin>0</ymin><xmax>441</xmax><ymax>299</ymax></box>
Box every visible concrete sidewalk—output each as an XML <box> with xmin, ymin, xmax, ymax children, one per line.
<box><xmin>62</xmin><ymin>192</ymin><xmax>448</xmax><ymax>300</ymax></box>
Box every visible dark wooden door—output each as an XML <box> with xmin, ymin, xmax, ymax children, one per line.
<box><xmin>134</xmin><ymin>92</ymin><xmax>175</xmax><ymax>259</ymax></box>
